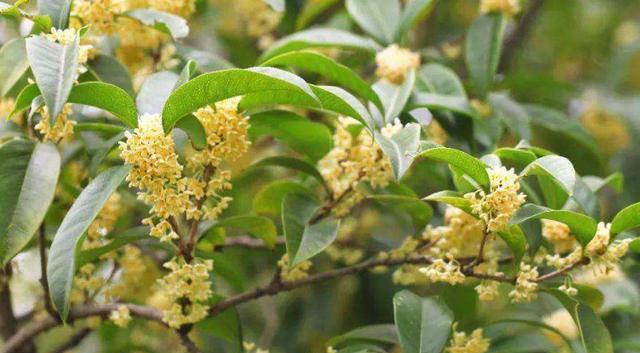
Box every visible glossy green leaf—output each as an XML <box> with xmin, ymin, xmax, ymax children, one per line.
<box><xmin>197</xmin><ymin>295</ymin><xmax>243</xmax><ymax>353</ymax></box>
<box><xmin>175</xmin><ymin>44</ymin><xmax>234</xmax><ymax>73</ymax></box>
<box><xmin>260</xmin><ymin>28</ymin><xmax>378</xmax><ymax>62</ymax></box>
<box><xmin>489</xmin><ymin>93</ymin><xmax>531</xmax><ymax>140</ymax></box>
<box><xmin>494</xmin><ymin>148</ymin><xmax>537</xmax><ymax>166</ymax></box>
<box><xmin>521</xmin><ymin>155</ymin><xmax>576</xmax><ymax>195</ymax></box>
<box><xmin>48</xmin><ymin>165</ymin><xmax>130</xmax><ymax>320</ymax></box>
<box><xmin>87</xmin><ymin>54</ymin><xmax>134</xmax><ymax>96</ymax></box>
<box><xmin>253</xmin><ymin>180</ymin><xmax>311</xmax><ymax>217</ymax></box>
<box><xmin>261</xmin><ymin>50</ymin><xmax>383</xmax><ymax>110</ymax></box>
<box><xmin>249</xmin><ymin>110</ymin><xmax>333</xmax><ymax>161</ymax></box>
<box><xmin>252</xmin><ymin>156</ymin><xmax>329</xmax><ymax>194</ymax></box>
<box><xmin>369</xmin><ymin>195</ymin><xmax>432</xmax><ymax>230</ymax></box>
<box><xmin>393</xmin><ymin>291</ymin><xmax>454</xmax><ymax>353</ymax></box>
<box><xmin>282</xmin><ymin>192</ymin><xmax>339</xmax><ymax>266</ymax></box>
<box><xmin>510</xmin><ymin>204</ymin><xmax>597</xmax><ymax>246</ymax></box>
<box><xmin>375</xmin><ymin>123</ymin><xmax>421</xmax><ymax>179</ymax></box>
<box><xmin>162</xmin><ymin>67</ymin><xmax>319</xmax><ymax>132</ymax></box>
<box><xmin>26</xmin><ymin>34</ymin><xmax>79</xmax><ymax>119</ymax></box>
<box><xmin>329</xmin><ymin>324</ymin><xmax>398</xmax><ymax>348</ymax></box>
<box><xmin>37</xmin><ymin>0</ymin><xmax>72</xmax><ymax>29</ymax></box>
<box><xmin>410</xmin><ymin>92</ymin><xmax>477</xmax><ymax>119</ymax></box>
<box><xmin>419</xmin><ymin>146</ymin><xmax>490</xmax><ymax>187</ymax></box>
<box><xmin>175</xmin><ymin>114</ymin><xmax>206</xmax><ymax>151</ymax></box>
<box><xmin>74</xmin><ymin>122</ymin><xmax>126</xmax><ymax>136</ymax></box>
<box><xmin>0</xmin><ymin>140</ymin><xmax>60</xmax><ymax>265</ymax></box>
<box><xmin>125</xmin><ymin>9</ymin><xmax>189</xmax><ymax>39</ymax></box>
<box><xmin>417</xmin><ymin>63</ymin><xmax>466</xmax><ymax>98</ymax></box>
<box><xmin>611</xmin><ymin>202</ymin><xmax>640</xmax><ymax>236</ymax></box>
<box><xmin>396</xmin><ymin>0</ymin><xmax>437</xmax><ymax>41</ymax></box>
<box><xmin>68</xmin><ymin>82</ymin><xmax>138</xmax><ymax>127</ymax></box>
<box><xmin>548</xmin><ymin>291</ymin><xmax>613</xmax><ymax>353</ymax></box>
<box><xmin>374</xmin><ymin>70</ymin><xmax>416</xmax><ymax>123</ymax></box>
<box><xmin>88</xmin><ymin>131</ymin><xmax>126</xmax><ymax>175</ymax></box>
<box><xmin>346</xmin><ymin>0</ymin><xmax>401</xmax><ymax>45</ymax></box>
<box><xmin>486</xmin><ymin>319</ymin><xmax>575</xmax><ymax>349</ymax></box>
<box><xmin>10</xmin><ymin>83</ymin><xmax>40</xmax><ymax>117</ymax></box>
<box><xmin>423</xmin><ymin>190</ymin><xmax>474</xmax><ymax>215</ymax></box>
<box><xmin>498</xmin><ymin>225</ymin><xmax>527</xmax><ymax>263</ymax></box>
<box><xmin>77</xmin><ymin>226</ymin><xmax>149</xmax><ymax>266</ymax></box>
<box><xmin>464</xmin><ymin>13</ymin><xmax>505</xmax><ymax>98</ymax></box>
<box><xmin>0</xmin><ymin>38</ymin><xmax>29</xmax><ymax>96</ymax></box>
<box><xmin>137</xmin><ymin>71</ymin><xmax>179</xmax><ymax>115</ymax></box>
<box><xmin>201</xmin><ymin>216</ymin><xmax>278</xmax><ymax>248</ymax></box>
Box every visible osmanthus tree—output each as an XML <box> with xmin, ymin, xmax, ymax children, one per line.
<box><xmin>0</xmin><ymin>0</ymin><xmax>639</xmax><ymax>352</ymax></box>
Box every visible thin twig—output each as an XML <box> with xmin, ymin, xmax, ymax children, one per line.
<box><xmin>535</xmin><ymin>257</ymin><xmax>589</xmax><ymax>283</ymax></box>
<box><xmin>219</xmin><ymin>235</ymin><xmax>284</xmax><ymax>249</ymax></box>
<box><xmin>38</xmin><ymin>224</ymin><xmax>56</xmax><ymax>317</ymax></box>
<box><xmin>177</xmin><ymin>325</ymin><xmax>200</xmax><ymax>353</ymax></box>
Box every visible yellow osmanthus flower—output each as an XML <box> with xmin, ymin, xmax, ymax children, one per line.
<box><xmin>236</xmin><ymin>0</ymin><xmax>282</xmax><ymax>38</ymax></box>
<box><xmin>110</xmin><ymin>305</ymin><xmax>132</xmax><ymax>328</ymax></box>
<box><xmin>580</xmin><ymin>102</ymin><xmax>629</xmax><ymax>155</ymax></box>
<box><xmin>419</xmin><ymin>258</ymin><xmax>466</xmax><ymax>285</ymax></box>
<box><xmin>70</xmin><ymin>263</ymin><xmax>105</xmax><ymax>304</ymax></box>
<box><xmin>542</xmin><ymin>220</ymin><xmax>577</xmax><ymax>254</ymax></box>
<box><xmin>318</xmin><ymin>118</ymin><xmax>394</xmax><ymax>217</ymax></box>
<box><xmin>71</xmin><ymin>0</ymin><xmax>126</xmax><ymax>35</ymax></box>
<box><xmin>375</xmin><ymin>45</ymin><xmax>420</xmax><ymax>84</ymax></box>
<box><xmin>475</xmin><ymin>280</ymin><xmax>500</xmax><ymax>301</ymax></box>
<box><xmin>427</xmin><ymin>120</ymin><xmax>448</xmax><ymax>145</ymax></box>
<box><xmin>542</xmin><ymin>309</ymin><xmax>578</xmax><ymax>348</ymax></box>
<box><xmin>465</xmin><ymin>166</ymin><xmax>526</xmax><ymax>233</ymax></box>
<box><xmin>480</xmin><ymin>0</ymin><xmax>520</xmax><ymax>17</ymax></box>
<box><xmin>149</xmin><ymin>0</ymin><xmax>196</xmax><ymax>18</ymax></box>
<box><xmin>157</xmin><ymin>257</ymin><xmax>213</xmax><ymax>328</ymax></box>
<box><xmin>470</xmin><ymin>99</ymin><xmax>492</xmax><ymax>118</ymax></box>
<box><xmin>108</xmin><ymin>245</ymin><xmax>159</xmax><ymax>301</ymax></box>
<box><xmin>424</xmin><ymin>206</ymin><xmax>485</xmax><ymax>258</ymax></box>
<box><xmin>508</xmin><ymin>263</ymin><xmax>538</xmax><ymax>302</ymax></box>
<box><xmin>585</xmin><ymin>222</ymin><xmax>632</xmax><ymax>273</ymax></box>
<box><xmin>35</xmin><ymin>104</ymin><xmax>76</xmax><ymax>143</ymax></box>
<box><xmin>277</xmin><ymin>254</ymin><xmax>312</xmax><ymax>282</ymax></box>
<box><xmin>447</xmin><ymin>324</ymin><xmax>490</xmax><ymax>353</ymax></box>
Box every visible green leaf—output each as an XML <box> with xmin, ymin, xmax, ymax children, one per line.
<box><xmin>137</xmin><ymin>71</ymin><xmax>179</xmax><ymax>115</ymax></box>
<box><xmin>485</xmin><ymin>319</ymin><xmax>575</xmax><ymax>349</ymax></box>
<box><xmin>252</xmin><ymin>156</ymin><xmax>329</xmax><ymax>194</ymax></box>
<box><xmin>417</xmin><ymin>63</ymin><xmax>466</xmax><ymax>98</ymax></box>
<box><xmin>494</xmin><ymin>147</ymin><xmax>537</xmax><ymax>166</ymax></box>
<box><xmin>175</xmin><ymin>114</ymin><xmax>207</xmax><ymax>150</ymax></box>
<box><xmin>409</xmin><ymin>92</ymin><xmax>477</xmax><ymax>119</ymax></box>
<box><xmin>162</xmin><ymin>67</ymin><xmax>319</xmax><ymax>132</ymax></box>
<box><xmin>125</xmin><ymin>9</ymin><xmax>189</xmax><ymax>39</ymax></box>
<box><xmin>47</xmin><ymin>165</ymin><xmax>130</xmax><ymax>320</ymax></box>
<box><xmin>498</xmin><ymin>225</ymin><xmax>527</xmax><ymax>263</ymax></box>
<box><xmin>282</xmin><ymin>192</ymin><xmax>339</xmax><ymax>266</ymax></box>
<box><xmin>74</xmin><ymin>122</ymin><xmax>126</xmax><ymax>136</ymax></box>
<box><xmin>88</xmin><ymin>131</ymin><xmax>126</xmax><ymax>175</ymax></box>
<box><xmin>260</xmin><ymin>28</ymin><xmax>379</xmax><ymax>62</ymax></box>
<box><xmin>201</xmin><ymin>216</ymin><xmax>278</xmax><ymax>248</ymax></box>
<box><xmin>175</xmin><ymin>60</ymin><xmax>197</xmax><ymax>89</ymax></box>
<box><xmin>175</xmin><ymin>44</ymin><xmax>234</xmax><ymax>73</ymax></box>
<box><xmin>611</xmin><ymin>202</ymin><xmax>640</xmax><ymax>236</ymax></box>
<box><xmin>329</xmin><ymin>324</ymin><xmax>399</xmax><ymax>348</ymax></box>
<box><xmin>464</xmin><ymin>13</ymin><xmax>505</xmax><ymax>98</ymax></box>
<box><xmin>87</xmin><ymin>54</ymin><xmax>134</xmax><ymax>96</ymax></box>
<box><xmin>395</xmin><ymin>0</ymin><xmax>437</xmax><ymax>42</ymax></box>
<box><xmin>548</xmin><ymin>291</ymin><xmax>613</xmax><ymax>353</ymax></box>
<box><xmin>196</xmin><ymin>295</ymin><xmax>243</xmax><ymax>353</ymax></box>
<box><xmin>345</xmin><ymin>0</ymin><xmax>401</xmax><ymax>45</ymax></box>
<box><xmin>77</xmin><ymin>226</ymin><xmax>149</xmax><ymax>266</ymax></box>
<box><xmin>0</xmin><ymin>140</ymin><xmax>60</xmax><ymax>265</ymax></box>
<box><xmin>489</xmin><ymin>93</ymin><xmax>531</xmax><ymax>140</ymax></box>
<box><xmin>368</xmin><ymin>195</ymin><xmax>432</xmax><ymax>231</ymax></box>
<box><xmin>521</xmin><ymin>155</ymin><xmax>576</xmax><ymax>195</ymax></box>
<box><xmin>374</xmin><ymin>70</ymin><xmax>416</xmax><ymax>123</ymax></box>
<box><xmin>249</xmin><ymin>110</ymin><xmax>332</xmax><ymax>161</ymax></box>
<box><xmin>423</xmin><ymin>190</ymin><xmax>473</xmax><ymax>215</ymax></box>
<box><xmin>253</xmin><ymin>180</ymin><xmax>311</xmax><ymax>217</ymax></box>
<box><xmin>68</xmin><ymin>82</ymin><xmax>138</xmax><ymax>127</ymax></box>
<box><xmin>375</xmin><ymin>123</ymin><xmax>421</xmax><ymax>179</ymax></box>
<box><xmin>37</xmin><ymin>0</ymin><xmax>72</xmax><ymax>29</ymax></box>
<box><xmin>26</xmin><ymin>33</ymin><xmax>79</xmax><ymax>119</ymax></box>
<box><xmin>10</xmin><ymin>83</ymin><xmax>40</xmax><ymax>117</ymax></box>
<box><xmin>393</xmin><ymin>291</ymin><xmax>454</xmax><ymax>353</ymax></box>
<box><xmin>510</xmin><ymin>204</ymin><xmax>597</xmax><ymax>246</ymax></box>
<box><xmin>419</xmin><ymin>146</ymin><xmax>490</xmax><ymax>187</ymax></box>
<box><xmin>261</xmin><ymin>50</ymin><xmax>383</xmax><ymax>110</ymax></box>
<box><xmin>0</xmin><ymin>38</ymin><xmax>29</xmax><ymax>96</ymax></box>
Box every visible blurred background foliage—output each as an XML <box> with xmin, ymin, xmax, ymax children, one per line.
<box><xmin>3</xmin><ymin>0</ymin><xmax>640</xmax><ymax>352</ymax></box>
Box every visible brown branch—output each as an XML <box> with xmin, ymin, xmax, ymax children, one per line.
<box><xmin>1</xmin><ymin>304</ymin><xmax>164</xmax><ymax>353</ymax></box>
<box><xmin>499</xmin><ymin>0</ymin><xmax>546</xmax><ymax>71</ymax></box>
<box><xmin>38</xmin><ymin>224</ymin><xmax>56</xmax><ymax>317</ymax></box>
<box><xmin>177</xmin><ymin>325</ymin><xmax>200</xmax><ymax>353</ymax></box>
<box><xmin>0</xmin><ymin>265</ymin><xmax>17</xmax><ymax>340</ymax></box>
<box><xmin>219</xmin><ymin>235</ymin><xmax>285</xmax><ymax>249</ymax></box>
<box><xmin>535</xmin><ymin>257</ymin><xmax>589</xmax><ymax>283</ymax></box>
<box><xmin>50</xmin><ymin>328</ymin><xmax>91</xmax><ymax>353</ymax></box>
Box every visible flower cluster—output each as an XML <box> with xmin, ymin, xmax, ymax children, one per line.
<box><xmin>420</xmin><ymin>258</ymin><xmax>466</xmax><ymax>285</ymax></box>
<box><xmin>542</xmin><ymin>220</ymin><xmax>577</xmax><ymax>254</ymax></box>
<box><xmin>71</xmin><ymin>0</ymin><xmax>127</xmax><ymax>35</ymax></box>
<box><xmin>213</xmin><ymin>0</ymin><xmax>282</xmax><ymax>39</ymax></box>
<box><xmin>148</xmin><ymin>0</ymin><xmax>196</xmax><ymax>18</ymax></box>
<box><xmin>70</xmin><ymin>263</ymin><xmax>105</xmax><ymax>305</ymax></box>
<box><xmin>156</xmin><ymin>257</ymin><xmax>213</xmax><ymax>328</ymax></box>
<box><xmin>277</xmin><ymin>254</ymin><xmax>312</xmax><ymax>282</ymax></box>
<box><xmin>35</xmin><ymin>104</ymin><xmax>76</xmax><ymax>143</ymax></box>
<box><xmin>508</xmin><ymin>263</ymin><xmax>539</xmax><ymax>302</ymax></box>
<box><xmin>465</xmin><ymin>166</ymin><xmax>526</xmax><ymax>232</ymax></box>
<box><xmin>318</xmin><ymin>118</ymin><xmax>395</xmax><ymax>217</ymax></box>
<box><xmin>375</xmin><ymin>45</ymin><xmax>420</xmax><ymax>84</ymax></box>
<box><xmin>480</xmin><ymin>0</ymin><xmax>520</xmax><ymax>17</ymax></box>
<box><xmin>110</xmin><ymin>305</ymin><xmax>132</xmax><ymax>328</ymax></box>
<box><xmin>580</xmin><ymin>101</ymin><xmax>629</xmax><ymax>155</ymax></box>
<box><xmin>446</xmin><ymin>324</ymin><xmax>490</xmax><ymax>353</ymax></box>
<box><xmin>585</xmin><ymin>222</ymin><xmax>632</xmax><ymax>273</ymax></box>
